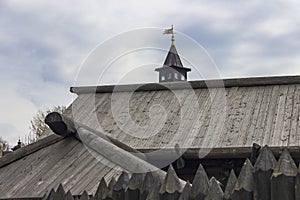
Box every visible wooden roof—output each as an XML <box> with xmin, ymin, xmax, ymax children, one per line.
<box><xmin>68</xmin><ymin>76</ymin><xmax>300</xmax><ymax>150</ymax></box>
<box><xmin>0</xmin><ymin>135</ymin><xmax>124</xmax><ymax>198</ymax></box>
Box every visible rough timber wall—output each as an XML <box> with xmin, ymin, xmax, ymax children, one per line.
<box><xmin>67</xmin><ymin>84</ymin><xmax>300</xmax><ymax>149</ymax></box>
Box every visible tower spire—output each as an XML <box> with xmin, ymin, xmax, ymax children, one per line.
<box><xmin>155</xmin><ymin>26</ymin><xmax>191</xmax><ymax>83</ymax></box>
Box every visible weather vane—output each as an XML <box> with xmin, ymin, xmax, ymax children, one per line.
<box><xmin>163</xmin><ymin>25</ymin><xmax>175</xmax><ymax>45</ymax></box>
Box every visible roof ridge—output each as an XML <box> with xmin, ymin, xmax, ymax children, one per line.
<box><xmin>0</xmin><ymin>134</ymin><xmax>63</xmax><ymax>168</ymax></box>
<box><xmin>70</xmin><ymin>75</ymin><xmax>300</xmax><ymax>94</ymax></box>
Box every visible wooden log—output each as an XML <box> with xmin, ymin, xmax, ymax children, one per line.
<box><xmin>205</xmin><ymin>177</ymin><xmax>224</xmax><ymax>200</ymax></box>
<box><xmin>175</xmin><ymin>143</ymin><xmax>185</xmax><ymax>169</ymax></box>
<box><xmin>102</xmin><ymin>177</ymin><xmax>116</xmax><ymax>200</ymax></box>
<box><xmin>45</xmin><ymin>112</ymin><xmax>145</xmax><ymax>159</ymax></box>
<box><xmin>159</xmin><ymin>165</ymin><xmax>182</xmax><ymax>199</ymax></box>
<box><xmin>250</xmin><ymin>143</ymin><xmax>261</xmax><ymax>165</ymax></box>
<box><xmin>125</xmin><ymin>173</ymin><xmax>144</xmax><ymax>200</ymax></box>
<box><xmin>146</xmin><ymin>179</ymin><xmax>162</xmax><ymax>200</ymax></box>
<box><xmin>65</xmin><ymin>191</ymin><xmax>74</xmax><ymax>200</ymax></box>
<box><xmin>231</xmin><ymin>159</ymin><xmax>254</xmax><ymax>200</ymax></box>
<box><xmin>295</xmin><ymin>164</ymin><xmax>300</xmax><ymax>200</ymax></box>
<box><xmin>271</xmin><ymin>149</ymin><xmax>297</xmax><ymax>200</ymax></box>
<box><xmin>112</xmin><ymin>171</ymin><xmax>129</xmax><ymax>200</ymax></box>
<box><xmin>140</xmin><ymin>172</ymin><xmax>155</xmax><ymax>200</ymax></box>
<box><xmin>45</xmin><ymin>112</ymin><xmax>77</xmax><ymax>137</ymax></box>
<box><xmin>80</xmin><ymin>191</ymin><xmax>89</xmax><ymax>200</ymax></box>
<box><xmin>53</xmin><ymin>184</ymin><xmax>66</xmax><ymax>200</ymax></box>
<box><xmin>94</xmin><ymin>178</ymin><xmax>108</xmax><ymax>200</ymax></box>
<box><xmin>190</xmin><ymin>164</ymin><xmax>209</xmax><ymax>200</ymax></box>
<box><xmin>76</xmin><ymin>127</ymin><xmax>186</xmax><ymax>187</ymax></box>
<box><xmin>178</xmin><ymin>181</ymin><xmax>191</xmax><ymax>200</ymax></box>
<box><xmin>253</xmin><ymin>145</ymin><xmax>277</xmax><ymax>200</ymax></box>
<box><xmin>224</xmin><ymin>169</ymin><xmax>237</xmax><ymax>200</ymax></box>
<box><xmin>46</xmin><ymin>188</ymin><xmax>56</xmax><ymax>200</ymax></box>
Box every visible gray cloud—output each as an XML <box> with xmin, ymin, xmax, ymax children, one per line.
<box><xmin>1</xmin><ymin>0</ymin><xmax>300</xmax><ymax>144</ymax></box>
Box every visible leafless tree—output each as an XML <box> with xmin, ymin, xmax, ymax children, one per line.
<box><xmin>28</xmin><ymin>105</ymin><xmax>66</xmax><ymax>142</ymax></box>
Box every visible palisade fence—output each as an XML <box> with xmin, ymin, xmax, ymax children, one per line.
<box><xmin>2</xmin><ymin>145</ymin><xmax>300</xmax><ymax>200</ymax></box>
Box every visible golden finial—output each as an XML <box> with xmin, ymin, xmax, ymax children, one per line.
<box><xmin>163</xmin><ymin>25</ymin><xmax>175</xmax><ymax>45</ymax></box>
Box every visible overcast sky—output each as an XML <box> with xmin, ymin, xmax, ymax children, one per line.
<box><xmin>1</xmin><ymin>0</ymin><xmax>300</xmax><ymax>145</ymax></box>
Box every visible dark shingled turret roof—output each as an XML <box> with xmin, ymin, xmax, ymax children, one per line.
<box><xmin>163</xmin><ymin>44</ymin><xmax>184</xmax><ymax>68</ymax></box>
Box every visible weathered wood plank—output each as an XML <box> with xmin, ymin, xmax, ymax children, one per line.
<box><xmin>224</xmin><ymin>169</ymin><xmax>237</xmax><ymax>199</ymax></box>
<box><xmin>178</xmin><ymin>181</ymin><xmax>191</xmax><ymax>200</ymax></box>
<box><xmin>253</xmin><ymin>145</ymin><xmax>277</xmax><ymax>200</ymax></box>
<box><xmin>190</xmin><ymin>164</ymin><xmax>209</xmax><ymax>200</ymax></box>
<box><xmin>205</xmin><ymin>177</ymin><xmax>223</xmax><ymax>200</ymax></box>
<box><xmin>231</xmin><ymin>159</ymin><xmax>254</xmax><ymax>200</ymax></box>
<box><xmin>112</xmin><ymin>171</ymin><xmax>129</xmax><ymax>200</ymax></box>
<box><xmin>125</xmin><ymin>173</ymin><xmax>144</xmax><ymax>200</ymax></box>
<box><xmin>159</xmin><ymin>165</ymin><xmax>182</xmax><ymax>199</ymax></box>
<box><xmin>271</xmin><ymin>149</ymin><xmax>297</xmax><ymax>200</ymax></box>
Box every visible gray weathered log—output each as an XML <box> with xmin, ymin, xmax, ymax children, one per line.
<box><xmin>178</xmin><ymin>181</ymin><xmax>191</xmax><ymax>200</ymax></box>
<box><xmin>53</xmin><ymin>184</ymin><xmax>66</xmax><ymax>200</ymax></box>
<box><xmin>45</xmin><ymin>112</ymin><xmax>144</xmax><ymax>157</ymax></box>
<box><xmin>250</xmin><ymin>143</ymin><xmax>261</xmax><ymax>165</ymax></box>
<box><xmin>94</xmin><ymin>178</ymin><xmax>108</xmax><ymax>200</ymax></box>
<box><xmin>65</xmin><ymin>191</ymin><xmax>74</xmax><ymax>200</ymax></box>
<box><xmin>80</xmin><ymin>191</ymin><xmax>89</xmax><ymax>200</ymax></box>
<box><xmin>159</xmin><ymin>165</ymin><xmax>181</xmax><ymax>199</ymax></box>
<box><xmin>231</xmin><ymin>159</ymin><xmax>254</xmax><ymax>200</ymax></box>
<box><xmin>140</xmin><ymin>172</ymin><xmax>156</xmax><ymax>200</ymax></box>
<box><xmin>104</xmin><ymin>177</ymin><xmax>116</xmax><ymax>200</ymax></box>
<box><xmin>146</xmin><ymin>179</ymin><xmax>162</xmax><ymax>200</ymax></box>
<box><xmin>253</xmin><ymin>145</ymin><xmax>277</xmax><ymax>200</ymax></box>
<box><xmin>271</xmin><ymin>149</ymin><xmax>297</xmax><ymax>200</ymax></box>
<box><xmin>112</xmin><ymin>171</ymin><xmax>129</xmax><ymax>200</ymax></box>
<box><xmin>190</xmin><ymin>164</ymin><xmax>209</xmax><ymax>200</ymax></box>
<box><xmin>295</xmin><ymin>164</ymin><xmax>300</xmax><ymax>200</ymax></box>
<box><xmin>46</xmin><ymin>188</ymin><xmax>56</xmax><ymax>200</ymax></box>
<box><xmin>205</xmin><ymin>177</ymin><xmax>224</xmax><ymax>200</ymax></box>
<box><xmin>125</xmin><ymin>173</ymin><xmax>144</xmax><ymax>200</ymax></box>
<box><xmin>224</xmin><ymin>169</ymin><xmax>237</xmax><ymax>200</ymax></box>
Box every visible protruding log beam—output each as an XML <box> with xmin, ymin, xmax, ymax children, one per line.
<box><xmin>224</xmin><ymin>169</ymin><xmax>237</xmax><ymax>199</ymax></box>
<box><xmin>190</xmin><ymin>164</ymin><xmax>209</xmax><ymax>200</ymax></box>
<box><xmin>253</xmin><ymin>145</ymin><xmax>277</xmax><ymax>200</ymax></box>
<box><xmin>45</xmin><ymin>112</ymin><xmax>144</xmax><ymax>157</ymax></box>
<box><xmin>231</xmin><ymin>159</ymin><xmax>254</xmax><ymax>200</ymax></box>
<box><xmin>45</xmin><ymin>112</ymin><xmax>76</xmax><ymax>137</ymax></box>
<box><xmin>271</xmin><ymin>149</ymin><xmax>297</xmax><ymax>200</ymax></box>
